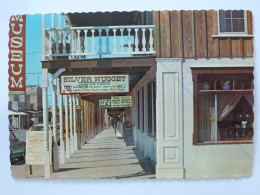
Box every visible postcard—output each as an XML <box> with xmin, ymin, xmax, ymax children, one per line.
<box><xmin>8</xmin><ymin>10</ymin><xmax>254</xmax><ymax>180</ymax></box>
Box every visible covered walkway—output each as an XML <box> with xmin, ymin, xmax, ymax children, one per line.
<box><xmin>51</xmin><ymin>128</ymin><xmax>155</xmax><ymax>179</ymax></box>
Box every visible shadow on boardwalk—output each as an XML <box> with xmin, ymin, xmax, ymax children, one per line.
<box><xmin>51</xmin><ymin>128</ymin><xmax>155</xmax><ymax>179</ymax></box>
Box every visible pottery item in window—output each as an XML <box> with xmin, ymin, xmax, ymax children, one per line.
<box><xmin>202</xmin><ymin>82</ymin><xmax>210</xmax><ymax>90</ymax></box>
<box><xmin>221</xmin><ymin>80</ymin><xmax>231</xmax><ymax>90</ymax></box>
<box><xmin>241</xmin><ymin>121</ymin><xmax>247</xmax><ymax>128</ymax></box>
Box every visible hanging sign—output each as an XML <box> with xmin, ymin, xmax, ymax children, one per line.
<box><xmin>8</xmin><ymin>15</ymin><xmax>26</xmax><ymax>91</ymax></box>
<box><xmin>99</xmin><ymin>99</ymin><xmax>112</xmax><ymax>108</ymax></box>
<box><xmin>60</xmin><ymin>74</ymin><xmax>130</xmax><ymax>94</ymax></box>
<box><xmin>99</xmin><ymin>96</ymin><xmax>132</xmax><ymax>108</ymax></box>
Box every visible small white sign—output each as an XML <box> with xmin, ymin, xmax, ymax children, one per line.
<box><xmin>26</xmin><ymin>131</ymin><xmax>52</xmax><ymax>165</ymax></box>
<box><xmin>99</xmin><ymin>96</ymin><xmax>132</xmax><ymax>108</ymax></box>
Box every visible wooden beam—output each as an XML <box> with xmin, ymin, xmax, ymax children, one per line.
<box><xmin>182</xmin><ymin>10</ymin><xmax>195</xmax><ymax>58</ymax></box>
<box><xmin>195</xmin><ymin>10</ymin><xmax>207</xmax><ymax>58</ymax></box>
<box><xmin>206</xmin><ymin>10</ymin><xmax>219</xmax><ymax>57</ymax></box>
<box><xmin>153</xmin><ymin>11</ymin><xmax>161</xmax><ymax>58</ymax></box>
<box><xmin>160</xmin><ymin>11</ymin><xmax>171</xmax><ymax>58</ymax></box>
<box><xmin>43</xmin><ymin>57</ymin><xmax>156</xmax><ymax>71</ymax></box>
<box><xmin>170</xmin><ymin>10</ymin><xmax>183</xmax><ymax>58</ymax></box>
<box><xmin>231</xmin><ymin>38</ymin><xmax>244</xmax><ymax>57</ymax></box>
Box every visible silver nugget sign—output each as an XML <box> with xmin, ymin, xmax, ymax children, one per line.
<box><xmin>8</xmin><ymin>15</ymin><xmax>26</xmax><ymax>91</ymax></box>
<box><xmin>60</xmin><ymin>74</ymin><xmax>130</xmax><ymax>94</ymax></box>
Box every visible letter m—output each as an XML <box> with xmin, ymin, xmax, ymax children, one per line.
<box><xmin>10</xmin><ymin>15</ymin><xmax>23</xmax><ymax>22</ymax></box>
<box><xmin>10</xmin><ymin>77</ymin><xmax>23</xmax><ymax>88</ymax></box>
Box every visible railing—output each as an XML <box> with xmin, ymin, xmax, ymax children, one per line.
<box><xmin>45</xmin><ymin>25</ymin><xmax>155</xmax><ymax>60</ymax></box>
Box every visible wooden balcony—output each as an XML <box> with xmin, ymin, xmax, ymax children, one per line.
<box><xmin>44</xmin><ymin>25</ymin><xmax>155</xmax><ymax>60</ymax></box>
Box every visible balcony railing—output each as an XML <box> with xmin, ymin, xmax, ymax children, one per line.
<box><xmin>45</xmin><ymin>25</ymin><xmax>155</xmax><ymax>60</ymax></box>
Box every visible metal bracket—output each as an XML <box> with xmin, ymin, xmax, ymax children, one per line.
<box><xmin>48</xmin><ymin>68</ymin><xmax>66</xmax><ymax>86</ymax></box>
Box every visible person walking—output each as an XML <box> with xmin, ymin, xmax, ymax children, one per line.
<box><xmin>112</xmin><ymin>116</ymin><xmax>119</xmax><ymax>134</ymax></box>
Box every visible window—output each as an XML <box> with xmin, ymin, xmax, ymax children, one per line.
<box><xmin>217</xmin><ymin>10</ymin><xmax>251</xmax><ymax>37</ymax></box>
<box><xmin>14</xmin><ymin>95</ymin><xmax>19</xmax><ymax>101</ymax></box>
<box><xmin>192</xmin><ymin>68</ymin><xmax>254</xmax><ymax>144</ymax></box>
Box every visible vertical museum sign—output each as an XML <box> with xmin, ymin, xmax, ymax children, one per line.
<box><xmin>8</xmin><ymin>15</ymin><xmax>26</xmax><ymax>91</ymax></box>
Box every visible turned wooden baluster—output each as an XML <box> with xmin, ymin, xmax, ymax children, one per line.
<box><xmin>91</xmin><ymin>29</ymin><xmax>95</xmax><ymax>53</ymax></box>
<box><xmin>127</xmin><ymin>28</ymin><xmax>131</xmax><ymax>52</ymax></box>
<box><xmin>142</xmin><ymin>28</ymin><xmax>146</xmax><ymax>52</ymax></box>
<box><xmin>106</xmin><ymin>29</ymin><xmax>109</xmax><ymax>53</ymax></box>
<box><xmin>113</xmin><ymin>29</ymin><xmax>117</xmax><ymax>53</ymax></box>
<box><xmin>62</xmin><ymin>29</ymin><xmax>66</xmax><ymax>54</ymax></box>
<box><xmin>55</xmin><ymin>29</ymin><xmax>59</xmax><ymax>54</ymax></box>
<box><xmin>70</xmin><ymin>30</ymin><xmax>74</xmax><ymax>58</ymax></box>
<box><xmin>120</xmin><ymin>28</ymin><xmax>124</xmax><ymax>52</ymax></box>
<box><xmin>134</xmin><ymin>28</ymin><xmax>139</xmax><ymax>52</ymax></box>
<box><xmin>149</xmin><ymin>28</ymin><xmax>154</xmax><ymax>52</ymax></box>
<box><xmin>84</xmin><ymin>30</ymin><xmax>88</xmax><ymax>54</ymax></box>
<box><xmin>77</xmin><ymin>30</ymin><xmax>81</xmax><ymax>54</ymax></box>
<box><xmin>98</xmin><ymin>29</ymin><xmax>102</xmax><ymax>54</ymax></box>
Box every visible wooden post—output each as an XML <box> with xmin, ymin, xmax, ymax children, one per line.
<box><xmin>42</xmin><ymin>68</ymin><xmax>50</xmax><ymax>178</ymax></box>
<box><xmin>65</xmin><ymin>95</ymin><xmax>70</xmax><ymax>158</ymax></box>
<box><xmin>59</xmin><ymin>93</ymin><xmax>65</xmax><ymax>164</ymax></box>
<box><xmin>52</xmin><ymin>78</ymin><xmax>59</xmax><ymax>171</ymax></box>
<box><xmin>73</xmin><ymin>95</ymin><xmax>78</xmax><ymax>152</ymax></box>
<box><xmin>69</xmin><ymin>95</ymin><xmax>74</xmax><ymax>155</ymax></box>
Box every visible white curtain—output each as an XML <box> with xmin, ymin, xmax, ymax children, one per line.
<box><xmin>199</xmin><ymin>95</ymin><xmax>215</xmax><ymax>142</ymax></box>
<box><xmin>217</xmin><ymin>94</ymin><xmax>243</xmax><ymax>121</ymax></box>
<box><xmin>244</xmin><ymin>94</ymin><xmax>254</xmax><ymax>107</ymax></box>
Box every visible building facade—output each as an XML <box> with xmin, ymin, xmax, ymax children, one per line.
<box><xmin>41</xmin><ymin>10</ymin><xmax>254</xmax><ymax>178</ymax></box>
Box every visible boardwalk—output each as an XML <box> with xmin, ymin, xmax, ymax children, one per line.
<box><xmin>51</xmin><ymin>128</ymin><xmax>155</xmax><ymax>179</ymax></box>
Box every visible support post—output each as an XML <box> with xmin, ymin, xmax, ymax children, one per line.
<box><xmin>65</xmin><ymin>95</ymin><xmax>70</xmax><ymax>158</ymax></box>
<box><xmin>59</xmin><ymin>93</ymin><xmax>65</xmax><ymax>164</ymax></box>
<box><xmin>42</xmin><ymin>68</ymin><xmax>50</xmax><ymax>178</ymax></box>
<box><xmin>69</xmin><ymin>95</ymin><xmax>74</xmax><ymax>155</ymax></box>
<box><xmin>52</xmin><ymin>78</ymin><xmax>59</xmax><ymax>171</ymax></box>
<box><xmin>73</xmin><ymin>95</ymin><xmax>78</xmax><ymax>152</ymax></box>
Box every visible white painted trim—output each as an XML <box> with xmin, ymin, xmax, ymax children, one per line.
<box><xmin>156</xmin><ymin>58</ymin><xmax>182</xmax><ymax>63</ymax></box>
<box><xmin>184</xmin><ymin>58</ymin><xmax>254</xmax><ymax>68</ymax></box>
<box><xmin>212</xmin><ymin>34</ymin><xmax>253</xmax><ymax>38</ymax></box>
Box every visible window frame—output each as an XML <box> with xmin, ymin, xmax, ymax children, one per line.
<box><xmin>213</xmin><ymin>10</ymin><xmax>253</xmax><ymax>38</ymax></box>
<box><xmin>192</xmin><ymin>67</ymin><xmax>254</xmax><ymax>145</ymax></box>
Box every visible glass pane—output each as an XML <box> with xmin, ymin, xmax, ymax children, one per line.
<box><xmin>219</xmin><ymin>10</ymin><xmax>231</xmax><ymax>18</ymax></box>
<box><xmin>233</xmin><ymin>19</ymin><xmax>245</xmax><ymax>32</ymax></box>
<box><xmin>232</xmin><ymin>10</ymin><xmax>244</xmax><ymax>18</ymax></box>
<box><xmin>220</xmin><ymin>19</ymin><xmax>232</xmax><ymax>32</ymax></box>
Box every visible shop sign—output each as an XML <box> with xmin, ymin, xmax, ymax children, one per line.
<box><xmin>8</xmin><ymin>15</ymin><xmax>26</xmax><ymax>91</ymax></box>
<box><xmin>26</xmin><ymin>131</ymin><xmax>52</xmax><ymax>165</ymax></box>
<box><xmin>99</xmin><ymin>99</ymin><xmax>112</xmax><ymax>108</ymax></box>
<box><xmin>99</xmin><ymin>96</ymin><xmax>132</xmax><ymax>108</ymax></box>
<box><xmin>60</xmin><ymin>74</ymin><xmax>129</xmax><ymax>94</ymax></box>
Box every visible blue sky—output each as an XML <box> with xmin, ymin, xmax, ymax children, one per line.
<box><xmin>26</xmin><ymin>14</ymin><xmax>62</xmax><ymax>106</ymax></box>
